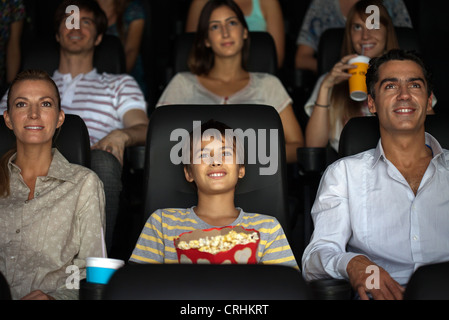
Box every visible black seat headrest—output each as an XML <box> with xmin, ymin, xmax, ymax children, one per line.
<box><xmin>173</xmin><ymin>32</ymin><xmax>278</xmax><ymax>75</ymax></box>
<box><xmin>338</xmin><ymin>115</ymin><xmax>449</xmax><ymax>158</ymax></box>
<box><xmin>142</xmin><ymin>104</ymin><xmax>289</xmax><ymax>232</ymax></box>
<box><xmin>104</xmin><ymin>264</ymin><xmax>310</xmax><ymax>300</ymax></box>
<box><xmin>0</xmin><ymin>114</ymin><xmax>91</xmax><ymax>167</ymax></box>
<box><xmin>21</xmin><ymin>34</ymin><xmax>126</xmax><ymax>75</ymax></box>
<box><xmin>404</xmin><ymin>261</ymin><xmax>449</xmax><ymax>300</ymax></box>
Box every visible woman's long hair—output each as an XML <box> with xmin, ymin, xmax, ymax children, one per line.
<box><xmin>188</xmin><ymin>0</ymin><xmax>250</xmax><ymax>75</ymax></box>
<box><xmin>0</xmin><ymin>70</ymin><xmax>61</xmax><ymax>198</ymax></box>
<box><xmin>329</xmin><ymin>0</ymin><xmax>399</xmax><ymax>140</ymax></box>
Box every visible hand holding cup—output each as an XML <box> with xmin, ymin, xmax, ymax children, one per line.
<box><xmin>322</xmin><ymin>54</ymin><xmax>358</xmax><ymax>89</ymax></box>
<box><xmin>348</xmin><ymin>55</ymin><xmax>371</xmax><ymax>101</ymax></box>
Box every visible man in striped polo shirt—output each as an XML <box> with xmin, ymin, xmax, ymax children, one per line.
<box><xmin>130</xmin><ymin>120</ymin><xmax>298</xmax><ymax>269</ymax></box>
<box><xmin>54</xmin><ymin>0</ymin><xmax>148</xmax><ymax>252</ymax></box>
<box><xmin>0</xmin><ymin>1</ymin><xmax>148</xmax><ymax>251</ymax></box>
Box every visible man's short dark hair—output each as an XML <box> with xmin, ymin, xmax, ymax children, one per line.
<box><xmin>366</xmin><ymin>49</ymin><xmax>433</xmax><ymax>99</ymax></box>
<box><xmin>54</xmin><ymin>0</ymin><xmax>108</xmax><ymax>38</ymax></box>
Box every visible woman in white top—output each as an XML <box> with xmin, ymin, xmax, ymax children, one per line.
<box><xmin>157</xmin><ymin>0</ymin><xmax>303</xmax><ymax>163</ymax></box>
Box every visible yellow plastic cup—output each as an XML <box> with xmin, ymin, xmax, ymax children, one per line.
<box><xmin>348</xmin><ymin>55</ymin><xmax>370</xmax><ymax>101</ymax></box>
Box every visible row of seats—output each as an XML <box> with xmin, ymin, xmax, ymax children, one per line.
<box><xmin>4</xmin><ymin>104</ymin><xmax>448</xmax><ymax>251</ymax></box>
<box><xmin>2</xmin><ymin>261</ymin><xmax>448</xmax><ymax>300</ymax></box>
<box><xmin>101</xmin><ymin>261</ymin><xmax>449</xmax><ymax>300</ymax></box>
<box><xmin>1</xmin><ymin>21</ymin><xmax>446</xmax><ymax>294</ymax></box>
<box><xmin>19</xmin><ymin>0</ymin><xmax>449</xmax><ymax>114</ymax></box>
<box><xmin>12</xmin><ymin>2</ymin><xmax>449</xmax><ymax>261</ymax></box>
<box><xmin>0</xmin><ymin>105</ymin><xmax>449</xmax><ymax>300</ymax></box>
<box><xmin>3</xmin><ymin>0</ymin><xmax>448</xmax><ymax>300</ymax></box>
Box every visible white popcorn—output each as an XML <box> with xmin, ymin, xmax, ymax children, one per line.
<box><xmin>177</xmin><ymin>230</ymin><xmax>259</xmax><ymax>254</ymax></box>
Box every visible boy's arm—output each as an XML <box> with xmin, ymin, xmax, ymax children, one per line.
<box><xmin>130</xmin><ymin>211</ymin><xmax>166</xmax><ymax>264</ymax></box>
<box><xmin>259</xmin><ymin>220</ymin><xmax>299</xmax><ymax>270</ymax></box>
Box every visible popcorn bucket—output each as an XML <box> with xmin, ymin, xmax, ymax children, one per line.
<box><xmin>174</xmin><ymin>226</ymin><xmax>260</xmax><ymax>264</ymax></box>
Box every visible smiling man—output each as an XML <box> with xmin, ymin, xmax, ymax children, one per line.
<box><xmin>48</xmin><ymin>0</ymin><xmax>149</xmax><ymax>253</ymax></box>
<box><xmin>302</xmin><ymin>50</ymin><xmax>449</xmax><ymax>300</ymax></box>
<box><xmin>50</xmin><ymin>0</ymin><xmax>147</xmax><ymax>253</ymax></box>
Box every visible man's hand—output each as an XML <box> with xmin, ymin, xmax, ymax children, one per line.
<box><xmin>347</xmin><ymin>255</ymin><xmax>405</xmax><ymax>300</ymax></box>
<box><xmin>91</xmin><ymin>130</ymin><xmax>129</xmax><ymax>166</ymax></box>
<box><xmin>21</xmin><ymin>290</ymin><xmax>55</xmax><ymax>300</ymax></box>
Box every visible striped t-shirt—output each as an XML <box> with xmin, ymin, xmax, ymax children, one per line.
<box><xmin>130</xmin><ymin>208</ymin><xmax>299</xmax><ymax>270</ymax></box>
<box><xmin>52</xmin><ymin>69</ymin><xmax>147</xmax><ymax>145</ymax></box>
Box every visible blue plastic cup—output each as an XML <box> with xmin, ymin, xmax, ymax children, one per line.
<box><xmin>86</xmin><ymin>257</ymin><xmax>125</xmax><ymax>285</ymax></box>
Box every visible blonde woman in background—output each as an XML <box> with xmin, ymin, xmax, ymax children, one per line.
<box><xmin>304</xmin><ymin>0</ymin><xmax>434</xmax><ymax>154</ymax></box>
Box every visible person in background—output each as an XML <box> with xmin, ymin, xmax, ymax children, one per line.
<box><xmin>305</xmin><ymin>0</ymin><xmax>398</xmax><ymax>153</ymax></box>
<box><xmin>52</xmin><ymin>0</ymin><xmax>148</xmax><ymax>253</ymax></box>
<box><xmin>302</xmin><ymin>49</ymin><xmax>449</xmax><ymax>300</ymax></box>
<box><xmin>159</xmin><ymin>0</ymin><xmax>303</xmax><ymax>163</ymax></box>
<box><xmin>186</xmin><ymin>0</ymin><xmax>285</xmax><ymax>68</ymax></box>
<box><xmin>96</xmin><ymin>0</ymin><xmax>147</xmax><ymax>95</ymax></box>
<box><xmin>304</xmin><ymin>0</ymin><xmax>434</xmax><ymax>155</ymax></box>
<box><xmin>0</xmin><ymin>0</ymin><xmax>149</xmax><ymax>253</ymax></box>
<box><xmin>295</xmin><ymin>0</ymin><xmax>412</xmax><ymax>73</ymax></box>
<box><xmin>0</xmin><ymin>0</ymin><xmax>25</xmax><ymax>97</ymax></box>
<box><xmin>0</xmin><ymin>69</ymin><xmax>105</xmax><ymax>300</ymax></box>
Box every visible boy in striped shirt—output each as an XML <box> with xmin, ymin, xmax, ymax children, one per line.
<box><xmin>130</xmin><ymin>120</ymin><xmax>298</xmax><ymax>269</ymax></box>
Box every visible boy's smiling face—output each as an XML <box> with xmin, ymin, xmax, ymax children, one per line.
<box><xmin>184</xmin><ymin>136</ymin><xmax>245</xmax><ymax>196</ymax></box>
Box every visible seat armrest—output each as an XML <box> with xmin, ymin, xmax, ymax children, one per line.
<box><xmin>297</xmin><ymin>147</ymin><xmax>327</xmax><ymax>174</ymax></box>
<box><xmin>308</xmin><ymin>278</ymin><xmax>353</xmax><ymax>300</ymax></box>
<box><xmin>125</xmin><ymin>146</ymin><xmax>146</xmax><ymax>171</ymax></box>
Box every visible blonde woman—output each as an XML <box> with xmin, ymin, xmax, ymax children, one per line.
<box><xmin>305</xmin><ymin>0</ymin><xmax>404</xmax><ymax>152</ymax></box>
<box><xmin>0</xmin><ymin>70</ymin><xmax>105</xmax><ymax>300</ymax></box>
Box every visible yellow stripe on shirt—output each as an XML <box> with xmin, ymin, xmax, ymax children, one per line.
<box><xmin>162</xmin><ymin>212</ymin><xmax>198</xmax><ymax>224</ymax></box>
<box><xmin>135</xmin><ymin>243</ymin><xmax>163</xmax><ymax>256</ymax></box>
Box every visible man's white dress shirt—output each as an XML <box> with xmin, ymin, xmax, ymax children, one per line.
<box><xmin>302</xmin><ymin>133</ymin><xmax>449</xmax><ymax>286</ymax></box>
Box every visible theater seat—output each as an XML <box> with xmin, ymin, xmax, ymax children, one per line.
<box><xmin>173</xmin><ymin>32</ymin><xmax>278</xmax><ymax>76</ymax></box>
<box><xmin>0</xmin><ymin>114</ymin><xmax>91</xmax><ymax>168</ymax></box>
<box><xmin>141</xmin><ymin>104</ymin><xmax>290</xmax><ymax>235</ymax></box>
<box><xmin>404</xmin><ymin>261</ymin><xmax>449</xmax><ymax>300</ymax></box>
<box><xmin>21</xmin><ymin>34</ymin><xmax>126</xmax><ymax>75</ymax></box>
<box><xmin>338</xmin><ymin>115</ymin><xmax>449</xmax><ymax>158</ymax></box>
<box><xmin>104</xmin><ymin>264</ymin><xmax>310</xmax><ymax>300</ymax></box>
